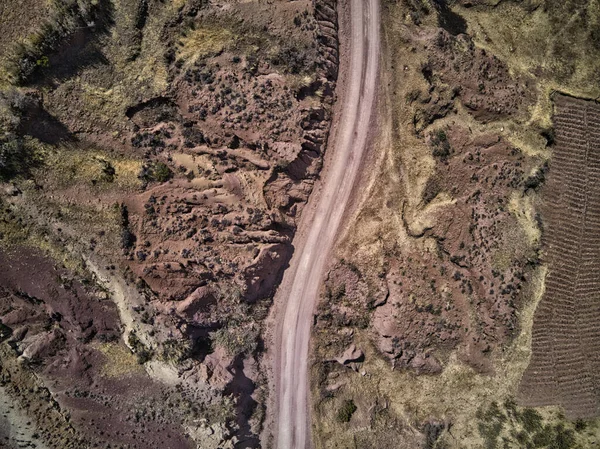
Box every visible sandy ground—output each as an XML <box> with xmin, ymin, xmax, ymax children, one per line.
<box><xmin>271</xmin><ymin>0</ymin><xmax>381</xmax><ymax>447</ymax></box>
<box><xmin>0</xmin><ymin>386</ymin><xmax>50</xmax><ymax>449</ymax></box>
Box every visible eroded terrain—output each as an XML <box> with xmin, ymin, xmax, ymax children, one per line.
<box><xmin>310</xmin><ymin>0</ymin><xmax>600</xmax><ymax>448</ymax></box>
<box><xmin>2</xmin><ymin>0</ymin><xmax>600</xmax><ymax>448</ymax></box>
<box><xmin>0</xmin><ymin>0</ymin><xmax>338</xmax><ymax>447</ymax></box>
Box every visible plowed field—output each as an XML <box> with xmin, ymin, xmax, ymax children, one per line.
<box><xmin>519</xmin><ymin>94</ymin><xmax>600</xmax><ymax>419</ymax></box>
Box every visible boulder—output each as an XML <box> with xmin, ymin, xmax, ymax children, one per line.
<box><xmin>176</xmin><ymin>286</ymin><xmax>216</xmax><ymax>319</ymax></box>
<box><xmin>336</xmin><ymin>344</ymin><xmax>365</xmax><ymax>366</ymax></box>
<box><xmin>203</xmin><ymin>346</ymin><xmax>234</xmax><ymax>389</ymax></box>
<box><xmin>20</xmin><ymin>328</ymin><xmax>65</xmax><ymax>362</ymax></box>
<box><xmin>409</xmin><ymin>353</ymin><xmax>443</xmax><ymax>375</ymax></box>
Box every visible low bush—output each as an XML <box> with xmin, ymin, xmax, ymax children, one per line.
<box><xmin>337</xmin><ymin>399</ymin><xmax>357</xmax><ymax>423</ymax></box>
<box><xmin>0</xmin><ymin>135</ymin><xmax>39</xmax><ymax>181</ymax></box>
<box><xmin>211</xmin><ymin>322</ymin><xmax>260</xmax><ymax>357</ymax></box>
<box><xmin>138</xmin><ymin>161</ymin><xmax>173</xmax><ymax>183</ymax></box>
<box><xmin>430</xmin><ymin>129</ymin><xmax>451</xmax><ymax>161</ymax></box>
<box><xmin>127</xmin><ymin>331</ymin><xmax>153</xmax><ymax>364</ymax></box>
<box><xmin>519</xmin><ymin>408</ymin><xmax>543</xmax><ymax>433</ymax></box>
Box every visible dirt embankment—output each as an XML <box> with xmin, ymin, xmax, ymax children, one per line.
<box><xmin>0</xmin><ymin>247</ymin><xmax>196</xmax><ymax>449</ymax></box>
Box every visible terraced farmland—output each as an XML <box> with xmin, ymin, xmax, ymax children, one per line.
<box><xmin>519</xmin><ymin>95</ymin><xmax>600</xmax><ymax>419</ymax></box>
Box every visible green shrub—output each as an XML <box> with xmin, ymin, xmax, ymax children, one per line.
<box><xmin>550</xmin><ymin>424</ymin><xmax>575</xmax><ymax>449</ymax></box>
<box><xmin>337</xmin><ymin>399</ymin><xmax>357</xmax><ymax>423</ymax></box>
<box><xmin>160</xmin><ymin>339</ymin><xmax>192</xmax><ymax>363</ymax></box>
<box><xmin>153</xmin><ymin>162</ymin><xmax>172</xmax><ymax>182</ymax></box>
<box><xmin>478</xmin><ymin>420</ymin><xmax>503</xmax><ymax>449</ymax></box>
<box><xmin>520</xmin><ymin>408</ymin><xmax>543</xmax><ymax>433</ymax></box>
<box><xmin>532</xmin><ymin>426</ymin><xmax>553</xmax><ymax>447</ymax></box>
<box><xmin>574</xmin><ymin>419</ymin><xmax>587</xmax><ymax>431</ymax></box>
<box><xmin>211</xmin><ymin>323</ymin><xmax>259</xmax><ymax>357</ymax></box>
<box><xmin>127</xmin><ymin>331</ymin><xmax>153</xmax><ymax>364</ymax></box>
<box><xmin>0</xmin><ymin>136</ymin><xmax>24</xmax><ymax>180</ymax></box>
<box><xmin>139</xmin><ymin>161</ymin><xmax>173</xmax><ymax>183</ymax></box>
<box><xmin>430</xmin><ymin>129</ymin><xmax>451</xmax><ymax>161</ymax></box>
<box><xmin>0</xmin><ymin>135</ymin><xmax>39</xmax><ymax>181</ymax></box>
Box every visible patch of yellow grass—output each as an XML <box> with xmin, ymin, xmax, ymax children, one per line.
<box><xmin>458</xmin><ymin>1</ymin><xmax>600</xmax><ymax>127</ymax></box>
<box><xmin>177</xmin><ymin>26</ymin><xmax>235</xmax><ymax>65</ymax></box>
<box><xmin>96</xmin><ymin>342</ymin><xmax>144</xmax><ymax>378</ymax></box>
<box><xmin>40</xmin><ymin>145</ymin><xmax>142</xmax><ymax>191</ymax></box>
<box><xmin>508</xmin><ymin>191</ymin><xmax>541</xmax><ymax>247</ymax></box>
<box><xmin>0</xmin><ymin>203</ymin><xmax>85</xmax><ymax>275</ymax></box>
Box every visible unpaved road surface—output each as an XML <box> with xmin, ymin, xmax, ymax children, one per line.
<box><xmin>273</xmin><ymin>0</ymin><xmax>381</xmax><ymax>447</ymax></box>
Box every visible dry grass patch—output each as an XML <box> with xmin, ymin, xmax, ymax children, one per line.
<box><xmin>96</xmin><ymin>342</ymin><xmax>145</xmax><ymax>378</ymax></box>
<box><xmin>39</xmin><ymin>145</ymin><xmax>143</xmax><ymax>191</ymax></box>
<box><xmin>177</xmin><ymin>26</ymin><xmax>236</xmax><ymax>64</ymax></box>
<box><xmin>457</xmin><ymin>0</ymin><xmax>600</xmax><ymax>127</ymax></box>
<box><xmin>0</xmin><ymin>197</ymin><xmax>87</xmax><ymax>275</ymax></box>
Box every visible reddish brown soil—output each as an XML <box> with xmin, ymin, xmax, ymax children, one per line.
<box><xmin>0</xmin><ymin>246</ymin><xmax>196</xmax><ymax>448</ymax></box>
<box><xmin>28</xmin><ymin>0</ymin><xmax>337</xmax><ymax>314</ymax></box>
<box><xmin>412</xmin><ymin>28</ymin><xmax>533</xmax><ymax>132</ymax></box>
<box><xmin>519</xmin><ymin>95</ymin><xmax>600</xmax><ymax>419</ymax></box>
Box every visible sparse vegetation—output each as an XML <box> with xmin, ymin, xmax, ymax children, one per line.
<box><xmin>475</xmin><ymin>401</ymin><xmax>584</xmax><ymax>449</ymax></box>
<box><xmin>4</xmin><ymin>0</ymin><xmax>112</xmax><ymax>84</ymax></box>
<box><xmin>0</xmin><ymin>135</ymin><xmax>32</xmax><ymax>181</ymax></box>
<box><xmin>118</xmin><ymin>203</ymin><xmax>136</xmax><ymax>252</ymax></box>
<box><xmin>127</xmin><ymin>331</ymin><xmax>153</xmax><ymax>364</ymax></box>
<box><xmin>524</xmin><ymin>161</ymin><xmax>549</xmax><ymax>191</ymax></box>
<box><xmin>270</xmin><ymin>43</ymin><xmax>317</xmax><ymax>75</ymax></box>
<box><xmin>423</xmin><ymin>421</ymin><xmax>446</xmax><ymax>449</ymax></box>
<box><xmin>160</xmin><ymin>338</ymin><xmax>192</xmax><ymax>363</ymax></box>
<box><xmin>0</xmin><ymin>89</ymin><xmax>40</xmax><ymax>180</ymax></box>
<box><xmin>211</xmin><ymin>322</ymin><xmax>260</xmax><ymax>357</ymax></box>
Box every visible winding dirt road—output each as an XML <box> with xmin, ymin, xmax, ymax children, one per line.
<box><xmin>273</xmin><ymin>0</ymin><xmax>381</xmax><ymax>447</ymax></box>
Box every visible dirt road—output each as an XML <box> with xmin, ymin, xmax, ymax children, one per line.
<box><xmin>273</xmin><ymin>0</ymin><xmax>381</xmax><ymax>447</ymax></box>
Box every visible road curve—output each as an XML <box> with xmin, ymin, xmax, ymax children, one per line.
<box><xmin>273</xmin><ymin>0</ymin><xmax>381</xmax><ymax>447</ymax></box>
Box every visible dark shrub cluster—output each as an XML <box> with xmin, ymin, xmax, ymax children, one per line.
<box><xmin>430</xmin><ymin>129</ymin><xmax>451</xmax><ymax>161</ymax></box>
<box><xmin>138</xmin><ymin>161</ymin><xmax>173</xmax><ymax>183</ymax></box>
<box><xmin>6</xmin><ymin>0</ymin><xmax>112</xmax><ymax>84</ymax></box>
<box><xmin>337</xmin><ymin>399</ymin><xmax>357</xmax><ymax>423</ymax></box>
